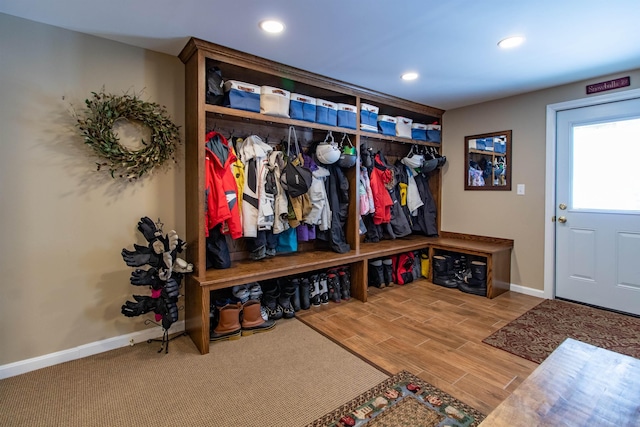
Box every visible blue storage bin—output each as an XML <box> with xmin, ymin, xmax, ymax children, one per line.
<box><xmin>411</xmin><ymin>123</ymin><xmax>428</xmax><ymax>141</ymax></box>
<box><xmin>494</xmin><ymin>140</ymin><xmax>506</xmax><ymax>153</ymax></box>
<box><xmin>289</xmin><ymin>93</ymin><xmax>316</xmax><ymax>122</ymax></box>
<box><xmin>481</xmin><ymin>137</ymin><xmax>494</xmax><ymax>151</ymax></box>
<box><xmin>360</xmin><ymin>103</ymin><xmax>379</xmax><ymax>132</ymax></box>
<box><xmin>377</xmin><ymin>115</ymin><xmax>397</xmax><ymax>136</ymax></box>
<box><xmin>337</xmin><ymin>104</ymin><xmax>357</xmax><ymax>129</ymax></box>
<box><xmin>223</xmin><ymin>80</ymin><xmax>261</xmax><ymax>113</ymax></box>
<box><xmin>426</xmin><ymin>124</ymin><xmax>441</xmax><ymax>143</ymax></box>
<box><xmin>316</xmin><ymin>99</ymin><xmax>338</xmax><ymax>126</ymax></box>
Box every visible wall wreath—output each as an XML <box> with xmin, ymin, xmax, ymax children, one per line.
<box><xmin>75</xmin><ymin>90</ymin><xmax>181</xmax><ymax>180</ymax></box>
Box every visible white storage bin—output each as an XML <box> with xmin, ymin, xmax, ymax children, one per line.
<box><xmin>360</xmin><ymin>103</ymin><xmax>379</xmax><ymax>132</ymax></box>
<box><xmin>396</xmin><ymin>116</ymin><xmax>413</xmax><ymax>139</ymax></box>
<box><xmin>260</xmin><ymin>86</ymin><xmax>290</xmax><ymax>118</ymax></box>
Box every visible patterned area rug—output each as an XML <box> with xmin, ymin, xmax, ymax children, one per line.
<box><xmin>306</xmin><ymin>371</ymin><xmax>485</xmax><ymax>427</ymax></box>
<box><xmin>483</xmin><ymin>299</ymin><xmax>640</xmax><ymax>364</ymax></box>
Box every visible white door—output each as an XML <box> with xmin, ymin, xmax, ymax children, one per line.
<box><xmin>555</xmin><ymin>97</ymin><xmax>640</xmax><ymax>316</ymax></box>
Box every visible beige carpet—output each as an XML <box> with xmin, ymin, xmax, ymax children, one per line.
<box><xmin>0</xmin><ymin>319</ymin><xmax>388</xmax><ymax>427</ymax></box>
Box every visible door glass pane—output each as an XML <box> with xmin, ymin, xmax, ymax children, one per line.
<box><xmin>572</xmin><ymin>117</ymin><xmax>640</xmax><ymax>211</ymax></box>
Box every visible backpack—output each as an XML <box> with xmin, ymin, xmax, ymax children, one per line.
<box><xmin>392</xmin><ymin>251</ymin><xmax>415</xmax><ymax>285</ymax></box>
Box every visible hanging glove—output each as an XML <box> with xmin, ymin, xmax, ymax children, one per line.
<box><xmin>121</xmin><ymin>244</ymin><xmax>162</xmax><ymax>268</ymax></box>
<box><xmin>164</xmin><ymin>277</ymin><xmax>181</xmax><ymax>299</ymax></box>
<box><xmin>129</xmin><ymin>267</ymin><xmax>158</xmax><ymax>285</ymax></box>
<box><xmin>121</xmin><ymin>295</ymin><xmax>158</xmax><ymax>317</ymax></box>
<box><xmin>137</xmin><ymin>217</ymin><xmax>161</xmax><ymax>242</ymax></box>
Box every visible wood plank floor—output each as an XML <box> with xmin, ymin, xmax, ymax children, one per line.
<box><xmin>296</xmin><ymin>279</ymin><xmax>543</xmax><ymax>416</ymax></box>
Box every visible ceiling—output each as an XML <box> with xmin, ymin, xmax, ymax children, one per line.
<box><xmin>2</xmin><ymin>0</ymin><xmax>640</xmax><ymax>110</ymax></box>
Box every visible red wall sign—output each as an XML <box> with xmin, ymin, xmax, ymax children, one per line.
<box><xmin>586</xmin><ymin>76</ymin><xmax>630</xmax><ymax>95</ymax></box>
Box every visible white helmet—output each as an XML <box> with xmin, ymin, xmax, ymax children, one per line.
<box><xmin>315</xmin><ymin>131</ymin><xmax>341</xmax><ymax>165</ymax></box>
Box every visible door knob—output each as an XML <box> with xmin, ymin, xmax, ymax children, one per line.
<box><xmin>558</xmin><ymin>216</ymin><xmax>567</xmax><ymax>223</ymax></box>
<box><xmin>559</xmin><ymin>203</ymin><xmax>567</xmax><ymax>210</ymax></box>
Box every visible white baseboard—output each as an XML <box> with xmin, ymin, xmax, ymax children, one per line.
<box><xmin>0</xmin><ymin>320</ymin><xmax>185</xmax><ymax>380</ymax></box>
<box><xmin>509</xmin><ymin>283</ymin><xmax>546</xmax><ymax>299</ymax></box>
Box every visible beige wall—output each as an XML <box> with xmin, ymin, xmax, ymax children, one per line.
<box><xmin>0</xmin><ymin>14</ymin><xmax>185</xmax><ymax>365</ymax></box>
<box><xmin>441</xmin><ymin>68</ymin><xmax>640</xmax><ymax>292</ymax></box>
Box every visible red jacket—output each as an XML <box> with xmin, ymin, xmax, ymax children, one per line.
<box><xmin>369</xmin><ymin>153</ymin><xmax>394</xmax><ymax>225</ymax></box>
<box><xmin>205</xmin><ymin>131</ymin><xmax>242</xmax><ymax>239</ymax></box>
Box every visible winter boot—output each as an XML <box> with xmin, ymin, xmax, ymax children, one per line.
<box><xmin>299</xmin><ymin>276</ymin><xmax>311</xmax><ymax>310</ymax></box>
<box><xmin>432</xmin><ymin>255</ymin><xmax>459</xmax><ymax>288</ymax></box>
<box><xmin>368</xmin><ymin>259</ymin><xmax>385</xmax><ymax>288</ymax></box>
<box><xmin>262</xmin><ymin>282</ymin><xmax>283</xmax><ymax>320</ymax></box>
<box><xmin>338</xmin><ymin>267</ymin><xmax>351</xmax><ymax>300</ymax></box>
<box><xmin>278</xmin><ymin>280</ymin><xmax>297</xmax><ymax>319</ymax></box>
<box><xmin>459</xmin><ymin>261</ymin><xmax>487</xmax><ymax>296</ymax></box>
<box><xmin>241</xmin><ymin>300</ymin><xmax>276</xmax><ymax>336</ymax></box>
<box><xmin>309</xmin><ymin>274</ymin><xmax>321</xmax><ymax>307</ymax></box>
<box><xmin>382</xmin><ymin>258</ymin><xmax>394</xmax><ymax>287</ymax></box>
<box><xmin>327</xmin><ymin>270</ymin><xmax>342</xmax><ymax>303</ymax></box>
<box><xmin>318</xmin><ymin>273</ymin><xmax>329</xmax><ymax>305</ymax></box>
<box><xmin>452</xmin><ymin>255</ymin><xmax>471</xmax><ymax>286</ymax></box>
<box><xmin>210</xmin><ymin>303</ymin><xmax>241</xmax><ymax>342</ymax></box>
<box><xmin>289</xmin><ymin>278</ymin><xmax>301</xmax><ymax>312</ymax></box>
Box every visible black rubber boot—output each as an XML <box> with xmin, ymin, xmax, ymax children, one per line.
<box><xmin>278</xmin><ymin>280</ymin><xmax>296</xmax><ymax>319</ymax></box>
<box><xmin>368</xmin><ymin>259</ymin><xmax>385</xmax><ymax>288</ymax></box>
<box><xmin>327</xmin><ymin>271</ymin><xmax>342</xmax><ymax>303</ymax></box>
<box><xmin>382</xmin><ymin>258</ymin><xmax>394</xmax><ymax>287</ymax></box>
<box><xmin>339</xmin><ymin>267</ymin><xmax>351</xmax><ymax>300</ymax></box>
<box><xmin>262</xmin><ymin>282</ymin><xmax>283</xmax><ymax>320</ymax></box>
<box><xmin>459</xmin><ymin>261</ymin><xmax>487</xmax><ymax>296</ymax></box>
<box><xmin>289</xmin><ymin>278</ymin><xmax>301</xmax><ymax>312</ymax></box>
<box><xmin>309</xmin><ymin>274</ymin><xmax>321</xmax><ymax>307</ymax></box>
<box><xmin>432</xmin><ymin>255</ymin><xmax>459</xmax><ymax>288</ymax></box>
<box><xmin>299</xmin><ymin>277</ymin><xmax>311</xmax><ymax>310</ymax></box>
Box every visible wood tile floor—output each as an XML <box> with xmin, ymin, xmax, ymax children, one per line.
<box><xmin>296</xmin><ymin>279</ymin><xmax>544</xmax><ymax>415</ymax></box>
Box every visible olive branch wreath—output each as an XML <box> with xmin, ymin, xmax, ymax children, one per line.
<box><xmin>74</xmin><ymin>90</ymin><xmax>181</xmax><ymax>180</ymax></box>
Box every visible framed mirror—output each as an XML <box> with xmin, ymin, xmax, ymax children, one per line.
<box><xmin>465</xmin><ymin>130</ymin><xmax>512</xmax><ymax>191</ymax></box>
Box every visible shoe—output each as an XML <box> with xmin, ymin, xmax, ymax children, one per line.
<box><xmin>289</xmin><ymin>278</ymin><xmax>301</xmax><ymax>311</ymax></box>
<box><xmin>241</xmin><ymin>300</ymin><xmax>276</xmax><ymax>336</ymax></box>
<box><xmin>338</xmin><ymin>267</ymin><xmax>351</xmax><ymax>300</ymax></box>
<box><xmin>382</xmin><ymin>258</ymin><xmax>394</xmax><ymax>287</ymax></box>
<box><xmin>459</xmin><ymin>261</ymin><xmax>487</xmax><ymax>296</ymax></box>
<box><xmin>262</xmin><ymin>282</ymin><xmax>283</xmax><ymax>320</ymax></box>
<box><xmin>299</xmin><ymin>277</ymin><xmax>311</xmax><ymax>310</ymax></box>
<box><xmin>327</xmin><ymin>270</ymin><xmax>341</xmax><ymax>303</ymax></box>
<box><xmin>318</xmin><ymin>273</ymin><xmax>329</xmax><ymax>305</ymax></box>
<box><xmin>432</xmin><ymin>255</ymin><xmax>458</xmax><ymax>288</ymax></box>
<box><xmin>278</xmin><ymin>279</ymin><xmax>297</xmax><ymax>319</ymax></box>
<box><xmin>248</xmin><ymin>282</ymin><xmax>263</xmax><ymax>301</ymax></box>
<box><xmin>309</xmin><ymin>274</ymin><xmax>321</xmax><ymax>307</ymax></box>
<box><xmin>210</xmin><ymin>303</ymin><xmax>241</xmax><ymax>342</ymax></box>
<box><xmin>368</xmin><ymin>259</ymin><xmax>385</xmax><ymax>288</ymax></box>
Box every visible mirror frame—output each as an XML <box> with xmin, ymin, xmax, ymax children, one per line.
<box><xmin>464</xmin><ymin>130</ymin><xmax>512</xmax><ymax>191</ymax></box>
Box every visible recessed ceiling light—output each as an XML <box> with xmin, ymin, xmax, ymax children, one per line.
<box><xmin>259</xmin><ymin>20</ymin><xmax>285</xmax><ymax>34</ymax></box>
<box><xmin>498</xmin><ymin>36</ymin><xmax>524</xmax><ymax>49</ymax></box>
<box><xmin>401</xmin><ymin>72</ymin><xmax>419</xmax><ymax>81</ymax></box>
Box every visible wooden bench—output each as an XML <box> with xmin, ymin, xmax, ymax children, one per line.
<box><xmin>185</xmin><ymin>232</ymin><xmax>513</xmax><ymax>353</ymax></box>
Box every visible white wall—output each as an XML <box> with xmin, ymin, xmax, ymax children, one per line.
<box><xmin>442</xmin><ymin>68</ymin><xmax>640</xmax><ymax>292</ymax></box>
<box><xmin>0</xmin><ymin>13</ymin><xmax>185</xmax><ymax>366</ymax></box>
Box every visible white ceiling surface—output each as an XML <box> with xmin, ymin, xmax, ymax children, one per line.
<box><xmin>2</xmin><ymin>0</ymin><xmax>640</xmax><ymax>110</ymax></box>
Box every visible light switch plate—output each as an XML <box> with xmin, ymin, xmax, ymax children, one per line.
<box><xmin>517</xmin><ymin>184</ymin><xmax>525</xmax><ymax>195</ymax></box>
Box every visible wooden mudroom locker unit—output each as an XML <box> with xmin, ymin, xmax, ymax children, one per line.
<box><xmin>178</xmin><ymin>37</ymin><xmax>513</xmax><ymax>354</ymax></box>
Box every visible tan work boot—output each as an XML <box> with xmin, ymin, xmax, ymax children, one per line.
<box><xmin>241</xmin><ymin>300</ymin><xmax>276</xmax><ymax>336</ymax></box>
<box><xmin>210</xmin><ymin>303</ymin><xmax>241</xmax><ymax>342</ymax></box>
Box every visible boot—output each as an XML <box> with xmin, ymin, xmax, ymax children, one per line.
<box><xmin>327</xmin><ymin>271</ymin><xmax>342</xmax><ymax>303</ymax></box>
<box><xmin>452</xmin><ymin>255</ymin><xmax>471</xmax><ymax>285</ymax></box>
<box><xmin>241</xmin><ymin>300</ymin><xmax>276</xmax><ymax>336</ymax></box>
<box><xmin>459</xmin><ymin>261</ymin><xmax>487</xmax><ymax>296</ymax></box>
<box><xmin>210</xmin><ymin>303</ymin><xmax>241</xmax><ymax>342</ymax></box>
<box><xmin>278</xmin><ymin>280</ymin><xmax>297</xmax><ymax>319</ymax></box>
<box><xmin>338</xmin><ymin>267</ymin><xmax>351</xmax><ymax>300</ymax></box>
<box><xmin>299</xmin><ymin>277</ymin><xmax>311</xmax><ymax>310</ymax></box>
<box><xmin>432</xmin><ymin>255</ymin><xmax>459</xmax><ymax>288</ymax></box>
<box><xmin>262</xmin><ymin>282</ymin><xmax>283</xmax><ymax>320</ymax></box>
<box><xmin>318</xmin><ymin>273</ymin><xmax>329</xmax><ymax>305</ymax></box>
<box><xmin>309</xmin><ymin>274</ymin><xmax>321</xmax><ymax>307</ymax></box>
<box><xmin>248</xmin><ymin>282</ymin><xmax>268</xmax><ymax>320</ymax></box>
<box><xmin>290</xmin><ymin>278</ymin><xmax>301</xmax><ymax>312</ymax></box>
<box><xmin>382</xmin><ymin>258</ymin><xmax>394</xmax><ymax>287</ymax></box>
<box><xmin>368</xmin><ymin>259</ymin><xmax>385</xmax><ymax>288</ymax></box>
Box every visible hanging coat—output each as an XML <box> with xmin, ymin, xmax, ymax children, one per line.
<box><xmin>266</xmin><ymin>150</ymin><xmax>289</xmax><ymax>235</ymax></box>
<box><xmin>306</xmin><ymin>165</ymin><xmax>331</xmax><ymax>231</ymax></box>
<box><xmin>204</xmin><ymin>131</ymin><xmax>242</xmax><ymax>239</ymax></box>
<box><xmin>318</xmin><ymin>164</ymin><xmax>350</xmax><ymax>253</ymax></box>
<box><xmin>236</xmin><ymin>135</ymin><xmax>274</xmax><ymax>238</ymax></box>
<box><xmin>412</xmin><ymin>172</ymin><xmax>439</xmax><ymax>236</ymax></box>
<box><xmin>369</xmin><ymin>153</ymin><xmax>394</xmax><ymax>225</ymax></box>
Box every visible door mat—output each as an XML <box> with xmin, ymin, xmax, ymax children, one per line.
<box><xmin>483</xmin><ymin>299</ymin><xmax>640</xmax><ymax>364</ymax></box>
<box><xmin>305</xmin><ymin>370</ymin><xmax>485</xmax><ymax>427</ymax></box>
